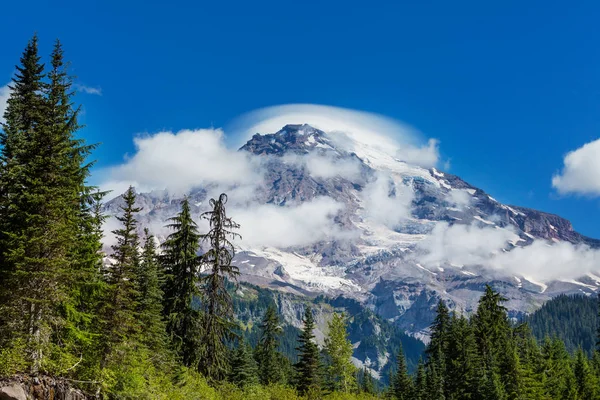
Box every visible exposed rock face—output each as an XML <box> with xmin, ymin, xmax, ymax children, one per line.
<box><xmin>103</xmin><ymin>123</ymin><xmax>600</xmax><ymax>339</ymax></box>
<box><xmin>0</xmin><ymin>376</ymin><xmax>88</xmax><ymax>400</ymax></box>
<box><xmin>0</xmin><ymin>384</ymin><xmax>26</xmax><ymax>400</ymax></box>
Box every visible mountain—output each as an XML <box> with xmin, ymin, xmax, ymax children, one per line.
<box><xmin>103</xmin><ymin>123</ymin><xmax>600</xmax><ymax>345</ymax></box>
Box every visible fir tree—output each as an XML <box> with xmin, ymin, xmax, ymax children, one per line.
<box><xmin>295</xmin><ymin>306</ymin><xmax>322</xmax><ymax>396</ymax></box>
<box><xmin>413</xmin><ymin>359</ymin><xmax>426</xmax><ymax>400</ymax></box>
<box><xmin>574</xmin><ymin>348</ymin><xmax>598</xmax><ymax>400</ymax></box>
<box><xmin>100</xmin><ymin>186</ymin><xmax>141</xmax><ymax>368</ymax></box>
<box><xmin>324</xmin><ymin>312</ymin><xmax>356</xmax><ymax>393</ymax></box>
<box><xmin>393</xmin><ymin>343</ymin><xmax>413</xmax><ymax>400</ymax></box>
<box><xmin>137</xmin><ymin>229</ymin><xmax>167</xmax><ymax>352</ymax></box>
<box><xmin>445</xmin><ymin>313</ymin><xmax>480</xmax><ymax>399</ymax></box>
<box><xmin>255</xmin><ymin>304</ymin><xmax>284</xmax><ymax>385</ymax></box>
<box><xmin>198</xmin><ymin>193</ymin><xmax>241</xmax><ymax>381</ymax></box>
<box><xmin>161</xmin><ymin>197</ymin><xmax>202</xmax><ymax>367</ymax></box>
<box><xmin>360</xmin><ymin>367</ymin><xmax>376</xmax><ymax>395</ymax></box>
<box><xmin>228</xmin><ymin>341</ymin><xmax>259</xmax><ymax>388</ymax></box>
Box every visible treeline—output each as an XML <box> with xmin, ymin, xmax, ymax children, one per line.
<box><xmin>526</xmin><ymin>293</ymin><xmax>598</xmax><ymax>355</ymax></box>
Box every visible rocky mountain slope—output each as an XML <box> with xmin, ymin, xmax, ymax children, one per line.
<box><xmin>103</xmin><ymin>124</ymin><xmax>600</xmax><ymax>342</ymax></box>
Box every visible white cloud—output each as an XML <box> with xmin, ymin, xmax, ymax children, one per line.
<box><xmin>0</xmin><ymin>84</ymin><xmax>10</xmax><ymax>124</ymax></box>
<box><xmin>75</xmin><ymin>83</ymin><xmax>102</xmax><ymax>96</ymax></box>
<box><xmin>282</xmin><ymin>152</ymin><xmax>362</xmax><ymax>181</ymax></box>
<box><xmin>417</xmin><ymin>221</ymin><xmax>600</xmax><ymax>282</ymax></box>
<box><xmin>234</xmin><ymin>197</ymin><xmax>350</xmax><ymax>248</ymax></box>
<box><xmin>446</xmin><ymin>189</ymin><xmax>472</xmax><ymax>210</ymax></box>
<box><xmin>229</xmin><ymin>104</ymin><xmax>440</xmax><ymax>168</ymax></box>
<box><xmin>98</xmin><ymin>128</ymin><xmax>262</xmax><ymax>197</ymax></box>
<box><xmin>552</xmin><ymin>138</ymin><xmax>600</xmax><ymax>196</ymax></box>
<box><xmin>361</xmin><ymin>173</ymin><xmax>414</xmax><ymax>229</ymax></box>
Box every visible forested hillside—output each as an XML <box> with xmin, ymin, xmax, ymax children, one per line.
<box><xmin>526</xmin><ymin>294</ymin><xmax>598</xmax><ymax>355</ymax></box>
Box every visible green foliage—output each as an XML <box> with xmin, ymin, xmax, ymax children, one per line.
<box><xmin>255</xmin><ymin>305</ymin><xmax>285</xmax><ymax>385</ymax></box>
<box><xmin>198</xmin><ymin>193</ymin><xmax>242</xmax><ymax>381</ymax></box>
<box><xmin>161</xmin><ymin>197</ymin><xmax>203</xmax><ymax>367</ymax></box>
<box><xmin>295</xmin><ymin>306</ymin><xmax>322</xmax><ymax>396</ymax></box>
<box><xmin>527</xmin><ymin>294</ymin><xmax>598</xmax><ymax>355</ymax></box>
<box><xmin>324</xmin><ymin>312</ymin><xmax>357</xmax><ymax>393</ymax></box>
<box><xmin>100</xmin><ymin>186</ymin><xmax>142</xmax><ymax>367</ymax></box>
<box><xmin>229</xmin><ymin>341</ymin><xmax>259</xmax><ymax>388</ymax></box>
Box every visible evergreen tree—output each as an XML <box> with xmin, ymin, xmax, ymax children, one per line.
<box><xmin>198</xmin><ymin>193</ymin><xmax>241</xmax><ymax>381</ymax></box>
<box><xmin>393</xmin><ymin>343</ymin><xmax>413</xmax><ymax>400</ymax></box>
<box><xmin>324</xmin><ymin>312</ymin><xmax>356</xmax><ymax>393</ymax></box>
<box><xmin>360</xmin><ymin>367</ymin><xmax>376</xmax><ymax>395</ymax></box>
<box><xmin>574</xmin><ymin>348</ymin><xmax>597</xmax><ymax>400</ymax></box>
<box><xmin>255</xmin><ymin>304</ymin><xmax>284</xmax><ymax>385</ymax></box>
<box><xmin>228</xmin><ymin>341</ymin><xmax>258</xmax><ymax>388</ymax></box>
<box><xmin>137</xmin><ymin>229</ymin><xmax>167</xmax><ymax>352</ymax></box>
<box><xmin>445</xmin><ymin>313</ymin><xmax>479</xmax><ymax>400</ymax></box>
<box><xmin>413</xmin><ymin>359</ymin><xmax>426</xmax><ymax>400</ymax></box>
<box><xmin>100</xmin><ymin>187</ymin><xmax>141</xmax><ymax>367</ymax></box>
<box><xmin>161</xmin><ymin>197</ymin><xmax>202</xmax><ymax>367</ymax></box>
<box><xmin>427</xmin><ymin>299</ymin><xmax>450</xmax><ymax>366</ymax></box>
<box><xmin>0</xmin><ymin>36</ymin><xmax>101</xmax><ymax>373</ymax></box>
<box><xmin>472</xmin><ymin>285</ymin><xmax>510</xmax><ymax>372</ymax></box>
<box><xmin>295</xmin><ymin>306</ymin><xmax>322</xmax><ymax>396</ymax></box>
<box><xmin>425</xmin><ymin>361</ymin><xmax>445</xmax><ymax>400</ymax></box>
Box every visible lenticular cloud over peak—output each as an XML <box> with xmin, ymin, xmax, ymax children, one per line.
<box><xmin>229</xmin><ymin>104</ymin><xmax>440</xmax><ymax>168</ymax></box>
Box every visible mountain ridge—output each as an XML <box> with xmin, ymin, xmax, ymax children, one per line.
<box><xmin>103</xmin><ymin>123</ymin><xmax>600</xmax><ymax>344</ymax></box>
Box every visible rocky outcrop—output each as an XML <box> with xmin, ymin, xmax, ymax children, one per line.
<box><xmin>0</xmin><ymin>376</ymin><xmax>89</xmax><ymax>400</ymax></box>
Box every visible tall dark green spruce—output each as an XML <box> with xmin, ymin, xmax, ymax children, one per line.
<box><xmin>161</xmin><ymin>197</ymin><xmax>202</xmax><ymax>367</ymax></box>
<box><xmin>0</xmin><ymin>34</ymin><xmax>45</xmax><ymax>363</ymax></box>
<box><xmin>0</xmin><ymin>36</ymin><xmax>101</xmax><ymax>374</ymax></box>
<box><xmin>392</xmin><ymin>343</ymin><xmax>413</xmax><ymax>400</ymax></box>
<box><xmin>295</xmin><ymin>306</ymin><xmax>322</xmax><ymax>396</ymax></box>
<box><xmin>228</xmin><ymin>341</ymin><xmax>259</xmax><ymax>388</ymax></box>
<box><xmin>198</xmin><ymin>193</ymin><xmax>241</xmax><ymax>381</ymax></box>
<box><xmin>100</xmin><ymin>186</ymin><xmax>141</xmax><ymax>368</ymax></box>
<box><xmin>137</xmin><ymin>228</ymin><xmax>167</xmax><ymax>353</ymax></box>
<box><xmin>255</xmin><ymin>304</ymin><xmax>284</xmax><ymax>385</ymax></box>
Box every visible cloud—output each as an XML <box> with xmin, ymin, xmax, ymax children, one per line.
<box><xmin>98</xmin><ymin>128</ymin><xmax>262</xmax><ymax>197</ymax></box>
<box><xmin>552</xmin><ymin>138</ymin><xmax>600</xmax><ymax>196</ymax></box>
<box><xmin>361</xmin><ymin>173</ymin><xmax>414</xmax><ymax>229</ymax></box>
<box><xmin>75</xmin><ymin>83</ymin><xmax>102</xmax><ymax>96</ymax></box>
<box><xmin>0</xmin><ymin>84</ymin><xmax>10</xmax><ymax>124</ymax></box>
<box><xmin>234</xmin><ymin>197</ymin><xmax>350</xmax><ymax>248</ymax></box>
<box><xmin>417</xmin><ymin>221</ymin><xmax>600</xmax><ymax>282</ymax></box>
<box><xmin>282</xmin><ymin>152</ymin><xmax>362</xmax><ymax>181</ymax></box>
<box><xmin>229</xmin><ymin>104</ymin><xmax>440</xmax><ymax>168</ymax></box>
<box><xmin>446</xmin><ymin>189</ymin><xmax>472</xmax><ymax>210</ymax></box>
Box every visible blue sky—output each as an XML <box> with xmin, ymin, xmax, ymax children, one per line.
<box><xmin>2</xmin><ymin>0</ymin><xmax>600</xmax><ymax>237</ymax></box>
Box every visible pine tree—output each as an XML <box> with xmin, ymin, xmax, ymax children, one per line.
<box><xmin>228</xmin><ymin>341</ymin><xmax>259</xmax><ymax>388</ymax></box>
<box><xmin>427</xmin><ymin>299</ymin><xmax>450</xmax><ymax>368</ymax></box>
<box><xmin>295</xmin><ymin>306</ymin><xmax>322</xmax><ymax>396</ymax></box>
<box><xmin>324</xmin><ymin>312</ymin><xmax>356</xmax><ymax>393</ymax></box>
<box><xmin>393</xmin><ymin>343</ymin><xmax>413</xmax><ymax>400</ymax></box>
<box><xmin>161</xmin><ymin>197</ymin><xmax>202</xmax><ymax>367</ymax></box>
<box><xmin>100</xmin><ymin>187</ymin><xmax>142</xmax><ymax>368</ymax></box>
<box><xmin>137</xmin><ymin>229</ymin><xmax>167</xmax><ymax>352</ymax></box>
<box><xmin>198</xmin><ymin>193</ymin><xmax>241</xmax><ymax>381</ymax></box>
<box><xmin>255</xmin><ymin>304</ymin><xmax>284</xmax><ymax>385</ymax></box>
